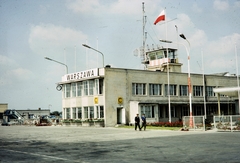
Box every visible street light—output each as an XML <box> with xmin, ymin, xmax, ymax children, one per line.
<box><xmin>44</xmin><ymin>57</ymin><xmax>68</xmax><ymax>74</ymax></box>
<box><xmin>82</xmin><ymin>44</ymin><xmax>104</xmax><ymax>68</ymax></box>
<box><xmin>160</xmin><ymin>36</ymin><xmax>193</xmax><ymax>128</ymax></box>
<box><xmin>179</xmin><ymin>33</ymin><xmax>192</xmax><ymax>128</ymax></box>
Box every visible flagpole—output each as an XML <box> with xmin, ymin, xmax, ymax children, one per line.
<box><xmin>165</xmin><ymin>8</ymin><xmax>171</xmax><ymax>123</ymax></box>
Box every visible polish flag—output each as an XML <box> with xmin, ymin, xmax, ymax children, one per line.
<box><xmin>154</xmin><ymin>10</ymin><xmax>165</xmax><ymax>25</ymax></box>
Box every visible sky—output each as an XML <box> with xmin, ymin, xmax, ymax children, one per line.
<box><xmin>0</xmin><ymin>0</ymin><xmax>240</xmax><ymax>112</ymax></box>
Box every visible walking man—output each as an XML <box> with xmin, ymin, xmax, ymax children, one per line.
<box><xmin>135</xmin><ymin>114</ymin><xmax>141</xmax><ymax>131</ymax></box>
<box><xmin>141</xmin><ymin>114</ymin><xmax>146</xmax><ymax>131</ymax></box>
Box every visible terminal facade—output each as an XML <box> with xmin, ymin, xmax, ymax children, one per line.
<box><xmin>59</xmin><ymin>48</ymin><xmax>239</xmax><ymax>127</ymax></box>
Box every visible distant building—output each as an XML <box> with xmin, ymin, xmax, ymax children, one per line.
<box><xmin>0</xmin><ymin>103</ymin><xmax>8</xmax><ymax>119</ymax></box>
<box><xmin>58</xmin><ymin>48</ymin><xmax>240</xmax><ymax>127</ymax></box>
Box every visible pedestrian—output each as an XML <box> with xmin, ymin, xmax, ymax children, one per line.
<box><xmin>141</xmin><ymin>114</ymin><xmax>146</xmax><ymax>131</ymax></box>
<box><xmin>135</xmin><ymin>114</ymin><xmax>141</xmax><ymax>131</ymax></box>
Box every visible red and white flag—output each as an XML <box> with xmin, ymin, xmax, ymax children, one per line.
<box><xmin>154</xmin><ymin>10</ymin><xmax>165</xmax><ymax>25</ymax></box>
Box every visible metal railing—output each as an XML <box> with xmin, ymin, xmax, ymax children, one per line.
<box><xmin>213</xmin><ymin>115</ymin><xmax>240</xmax><ymax>132</ymax></box>
<box><xmin>183</xmin><ymin>116</ymin><xmax>205</xmax><ymax>131</ymax></box>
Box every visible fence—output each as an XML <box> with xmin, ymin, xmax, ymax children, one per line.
<box><xmin>183</xmin><ymin>116</ymin><xmax>205</xmax><ymax>131</ymax></box>
<box><xmin>213</xmin><ymin>115</ymin><xmax>240</xmax><ymax>132</ymax></box>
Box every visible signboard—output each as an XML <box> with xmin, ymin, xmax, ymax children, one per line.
<box><xmin>62</xmin><ymin>68</ymin><xmax>98</xmax><ymax>82</ymax></box>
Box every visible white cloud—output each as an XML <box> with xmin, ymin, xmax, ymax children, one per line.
<box><xmin>213</xmin><ymin>0</ymin><xmax>229</xmax><ymax>11</ymax></box>
<box><xmin>29</xmin><ymin>24</ymin><xmax>88</xmax><ymax>56</ymax></box>
<box><xmin>192</xmin><ymin>3</ymin><xmax>202</xmax><ymax>13</ymax></box>
<box><xmin>67</xmin><ymin>0</ymin><xmax>101</xmax><ymax>14</ymax></box>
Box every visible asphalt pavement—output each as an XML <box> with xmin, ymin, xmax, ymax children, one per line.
<box><xmin>0</xmin><ymin>126</ymin><xmax>240</xmax><ymax>163</ymax></box>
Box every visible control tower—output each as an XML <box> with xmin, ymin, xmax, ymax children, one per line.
<box><xmin>142</xmin><ymin>47</ymin><xmax>182</xmax><ymax>72</ymax></box>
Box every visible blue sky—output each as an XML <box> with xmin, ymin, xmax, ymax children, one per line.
<box><xmin>0</xmin><ymin>0</ymin><xmax>240</xmax><ymax>112</ymax></box>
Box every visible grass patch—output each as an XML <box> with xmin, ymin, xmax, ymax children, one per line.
<box><xmin>116</xmin><ymin>125</ymin><xmax>182</xmax><ymax>131</ymax></box>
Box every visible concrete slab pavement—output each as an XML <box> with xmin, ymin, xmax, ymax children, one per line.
<box><xmin>0</xmin><ymin>126</ymin><xmax>239</xmax><ymax>162</ymax></box>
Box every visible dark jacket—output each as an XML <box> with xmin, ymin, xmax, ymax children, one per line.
<box><xmin>135</xmin><ymin>116</ymin><xmax>140</xmax><ymax>123</ymax></box>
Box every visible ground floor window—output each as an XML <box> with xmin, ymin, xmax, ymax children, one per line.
<box><xmin>77</xmin><ymin>107</ymin><xmax>82</xmax><ymax>119</ymax></box>
<box><xmin>66</xmin><ymin>108</ymin><xmax>70</xmax><ymax>119</ymax></box>
<box><xmin>96</xmin><ymin>106</ymin><xmax>104</xmax><ymax>118</ymax></box>
<box><xmin>182</xmin><ymin>106</ymin><xmax>189</xmax><ymax>116</ymax></box>
<box><xmin>72</xmin><ymin>107</ymin><xmax>76</xmax><ymax>119</ymax></box>
<box><xmin>140</xmin><ymin>105</ymin><xmax>155</xmax><ymax>118</ymax></box>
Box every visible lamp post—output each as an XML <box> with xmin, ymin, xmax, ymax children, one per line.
<box><xmin>44</xmin><ymin>57</ymin><xmax>68</xmax><ymax>74</ymax></box>
<box><xmin>179</xmin><ymin>33</ymin><xmax>192</xmax><ymax>128</ymax></box>
<box><xmin>160</xmin><ymin>35</ymin><xmax>193</xmax><ymax>128</ymax></box>
<box><xmin>82</xmin><ymin>44</ymin><xmax>104</xmax><ymax>68</ymax></box>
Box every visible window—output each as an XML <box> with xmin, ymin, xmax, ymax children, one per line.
<box><xmin>182</xmin><ymin>106</ymin><xmax>189</xmax><ymax>116</ymax></box>
<box><xmin>149</xmin><ymin>84</ymin><xmax>162</xmax><ymax>95</ymax></box>
<box><xmin>206</xmin><ymin>86</ymin><xmax>215</xmax><ymax>97</ymax></box>
<box><xmin>77</xmin><ymin>107</ymin><xmax>82</xmax><ymax>119</ymax></box>
<box><xmin>171</xmin><ymin>106</ymin><xmax>176</xmax><ymax>117</ymax></box>
<box><xmin>83</xmin><ymin>81</ymin><xmax>88</xmax><ymax>96</ymax></box>
<box><xmin>165</xmin><ymin>84</ymin><xmax>177</xmax><ymax>96</ymax></box>
<box><xmin>193</xmin><ymin>86</ymin><xmax>203</xmax><ymax>96</ymax></box>
<box><xmin>89</xmin><ymin>80</ymin><xmax>94</xmax><ymax>95</ymax></box>
<box><xmin>140</xmin><ymin>105</ymin><xmax>155</xmax><ymax>118</ymax></box>
<box><xmin>77</xmin><ymin>82</ymin><xmax>82</xmax><ymax>96</ymax></box>
<box><xmin>71</xmin><ymin>83</ymin><xmax>76</xmax><ymax>97</ymax></box>
<box><xmin>84</xmin><ymin>107</ymin><xmax>88</xmax><ymax>119</ymax></box>
<box><xmin>66</xmin><ymin>108</ymin><xmax>70</xmax><ymax>119</ymax></box>
<box><xmin>72</xmin><ymin>107</ymin><xmax>76</xmax><ymax>119</ymax></box>
<box><xmin>96</xmin><ymin>106</ymin><xmax>104</xmax><ymax>118</ymax></box>
<box><xmin>180</xmin><ymin>85</ymin><xmax>188</xmax><ymax>96</ymax></box>
<box><xmin>194</xmin><ymin>106</ymin><xmax>202</xmax><ymax>115</ymax></box>
<box><xmin>90</xmin><ymin>106</ymin><xmax>94</xmax><ymax>118</ymax></box>
<box><xmin>65</xmin><ymin>84</ymin><xmax>71</xmax><ymax>98</ymax></box>
<box><xmin>95</xmin><ymin>79</ymin><xmax>104</xmax><ymax>95</ymax></box>
<box><xmin>132</xmin><ymin>83</ymin><xmax>146</xmax><ymax>95</ymax></box>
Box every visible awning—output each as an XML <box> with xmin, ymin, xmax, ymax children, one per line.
<box><xmin>213</xmin><ymin>87</ymin><xmax>240</xmax><ymax>97</ymax></box>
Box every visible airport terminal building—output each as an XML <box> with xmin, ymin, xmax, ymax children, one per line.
<box><xmin>58</xmin><ymin>48</ymin><xmax>239</xmax><ymax>127</ymax></box>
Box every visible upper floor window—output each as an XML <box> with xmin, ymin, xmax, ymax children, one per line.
<box><xmin>149</xmin><ymin>84</ymin><xmax>162</xmax><ymax>95</ymax></box>
<box><xmin>180</xmin><ymin>85</ymin><xmax>188</xmax><ymax>96</ymax></box>
<box><xmin>71</xmin><ymin>83</ymin><xmax>76</xmax><ymax>97</ymax></box>
<box><xmin>165</xmin><ymin>84</ymin><xmax>177</xmax><ymax>96</ymax></box>
<box><xmin>65</xmin><ymin>84</ymin><xmax>71</xmax><ymax>98</ymax></box>
<box><xmin>193</xmin><ymin>86</ymin><xmax>203</xmax><ymax>96</ymax></box>
<box><xmin>132</xmin><ymin>83</ymin><xmax>146</xmax><ymax>95</ymax></box>
<box><xmin>77</xmin><ymin>82</ymin><xmax>82</xmax><ymax>96</ymax></box>
<box><xmin>206</xmin><ymin>86</ymin><xmax>215</xmax><ymax>97</ymax></box>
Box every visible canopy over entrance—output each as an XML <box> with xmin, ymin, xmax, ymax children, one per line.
<box><xmin>213</xmin><ymin>87</ymin><xmax>240</xmax><ymax>115</ymax></box>
<box><xmin>213</xmin><ymin>87</ymin><xmax>240</xmax><ymax>97</ymax></box>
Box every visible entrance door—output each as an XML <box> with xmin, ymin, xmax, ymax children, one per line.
<box><xmin>117</xmin><ymin>107</ymin><xmax>126</xmax><ymax>124</ymax></box>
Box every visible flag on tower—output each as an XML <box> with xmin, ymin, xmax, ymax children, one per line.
<box><xmin>154</xmin><ymin>10</ymin><xmax>165</xmax><ymax>25</ymax></box>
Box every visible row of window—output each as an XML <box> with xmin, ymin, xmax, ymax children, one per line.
<box><xmin>133</xmin><ymin>83</ymin><xmax>215</xmax><ymax>97</ymax></box>
<box><xmin>63</xmin><ymin>106</ymin><xmax>104</xmax><ymax>119</ymax></box>
<box><xmin>63</xmin><ymin>79</ymin><xmax>103</xmax><ymax>98</ymax></box>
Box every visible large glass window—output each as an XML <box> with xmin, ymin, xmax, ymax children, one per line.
<box><xmin>66</xmin><ymin>108</ymin><xmax>70</xmax><ymax>119</ymax></box>
<box><xmin>165</xmin><ymin>84</ymin><xmax>177</xmax><ymax>96</ymax></box>
<box><xmin>71</xmin><ymin>83</ymin><xmax>76</xmax><ymax>97</ymax></box>
<box><xmin>149</xmin><ymin>84</ymin><xmax>162</xmax><ymax>95</ymax></box>
<box><xmin>132</xmin><ymin>83</ymin><xmax>146</xmax><ymax>95</ymax></box>
<box><xmin>96</xmin><ymin>106</ymin><xmax>104</xmax><ymax>118</ymax></box>
<box><xmin>84</xmin><ymin>107</ymin><xmax>88</xmax><ymax>119</ymax></box>
<box><xmin>140</xmin><ymin>105</ymin><xmax>155</xmax><ymax>118</ymax></box>
<box><xmin>65</xmin><ymin>84</ymin><xmax>71</xmax><ymax>98</ymax></box>
<box><xmin>89</xmin><ymin>80</ymin><xmax>94</xmax><ymax>95</ymax></box>
<box><xmin>83</xmin><ymin>81</ymin><xmax>88</xmax><ymax>96</ymax></box>
<box><xmin>180</xmin><ymin>85</ymin><xmax>188</xmax><ymax>96</ymax></box>
<box><xmin>72</xmin><ymin>107</ymin><xmax>76</xmax><ymax>119</ymax></box>
<box><xmin>182</xmin><ymin>106</ymin><xmax>189</xmax><ymax>116</ymax></box>
<box><xmin>77</xmin><ymin>82</ymin><xmax>82</xmax><ymax>96</ymax></box>
<box><xmin>206</xmin><ymin>86</ymin><xmax>215</xmax><ymax>97</ymax></box>
<box><xmin>77</xmin><ymin>107</ymin><xmax>82</xmax><ymax>119</ymax></box>
<box><xmin>193</xmin><ymin>86</ymin><xmax>203</xmax><ymax>96</ymax></box>
<box><xmin>90</xmin><ymin>106</ymin><xmax>94</xmax><ymax>118</ymax></box>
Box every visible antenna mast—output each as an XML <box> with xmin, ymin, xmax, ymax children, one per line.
<box><xmin>142</xmin><ymin>2</ymin><xmax>147</xmax><ymax>62</ymax></box>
